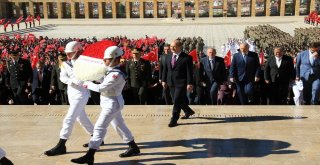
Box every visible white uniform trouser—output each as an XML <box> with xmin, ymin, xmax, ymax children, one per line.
<box><xmin>293</xmin><ymin>86</ymin><xmax>303</xmax><ymax>105</ymax></box>
<box><xmin>0</xmin><ymin>148</ymin><xmax>6</xmax><ymax>159</ymax></box>
<box><xmin>89</xmin><ymin>96</ymin><xmax>134</xmax><ymax>150</ymax></box>
<box><xmin>60</xmin><ymin>95</ymin><xmax>94</xmax><ymax>139</ymax></box>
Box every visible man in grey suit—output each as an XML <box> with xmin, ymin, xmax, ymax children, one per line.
<box><xmin>296</xmin><ymin>42</ymin><xmax>320</xmax><ymax>105</ymax></box>
<box><xmin>229</xmin><ymin>42</ymin><xmax>261</xmax><ymax>105</ymax></box>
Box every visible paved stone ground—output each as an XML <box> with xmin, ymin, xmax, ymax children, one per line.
<box><xmin>0</xmin><ymin>16</ymin><xmax>314</xmax><ymax>56</ymax></box>
<box><xmin>0</xmin><ymin>105</ymin><xmax>320</xmax><ymax>165</ymax></box>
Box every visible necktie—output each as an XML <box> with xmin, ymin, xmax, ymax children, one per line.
<box><xmin>243</xmin><ymin>55</ymin><xmax>247</xmax><ymax>64</ymax></box>
<box><xmin>210</xmin><ymin>60</ymin><xmax>214</xmax><ymax>71</ymax></box>
<box><xmin>171</xmin><ymin>55</ymin><xmax>176</xmax><ymax>68</ymax></box>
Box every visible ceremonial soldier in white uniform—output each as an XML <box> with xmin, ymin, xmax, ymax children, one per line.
<box><xmin>0</xmin><ymin>148</ymin><xmax>13</xmax><ymax>165</ymax></box>
<box><xmin>71</xmin><ymin>46</ymin><xmax>140</xmax><ymax>165</ymax></box>
<box><xmin>44</xmin><ymin>41</ymin><xmax>96</xmax><ymax>156</ymax></box>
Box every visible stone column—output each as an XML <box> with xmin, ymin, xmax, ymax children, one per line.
<box><xmin>265</xmin><ymin>0</ymin><xmax>270</xmax><ymax>16</ymax></box>
<box><xmin>29</xmin><ymin>1</ymin><xmax>34</xmax><ymax>15</ymax></box>
<box><xmin>84</xmin><ymin>0</ymin><xmax>89</xmax><ymax>19</ymax></box>
<box><xmin>98</xmin><ymin>0</ymin><xmax>103</xmax><ymax>19</ymax></box>
<box><xmin>223</xmin><ymin>0</ymin><xmax>228</xmax><ymax>17</ymax></box>
<box><xmin>70</xmin><ymin>1</ymin><xmax>75</xmax><ymax>19</ymax></box>
<box><xmin>140</xmin><ymin>0</ymin><xmax>144</xmax><ymax>18</ymax></box>
<box><xmin>310</xmin><ymin>0</ymin><xmax>315</xmax><ymax>12</ymax></box>
<box><xmin>209</xmin><ymin>0</ymin><xmax>213</xmax><ymax>17</ymax></box>
<box><xmin>57</xmin><ymin>0</ymin><xmax>62</xmax><ymax>19</ymax></box>
<box><xmin>180</xmin><ymin>0</ymin><xmax>185</xmax><ymax>18</ymax></box>
<box><xmin>295</xmin><ymin>0</ymin><xmax>300</xmax><ymax>16</ymax></box>
<box><xmin>251</xmin><ymin>0</ymin><xmax>256</xmax><ymax>17</ymax></box>
<box><xmin>111</xmin><ymin>1</ymin><xmax>116</xmax><ymax>19</ymax></box>
<box><xmin>153</xmin><ymin>0</ymin><xmax>158</xmax><ymax>18</ymax></box>
<box><xmin>15</xmin><ymin>2</ymin><xmax>21</xmax><ymax>17</ymax></box>
<box><xmin>195</xmin><ymin>0</ymin><xmax>199</xmax><ymax>17</ymax></box>
<box><xmin>167</xmin><ymin>0</ymin><xmax>172</xmax><ymax>18</ymax></box>
<box><xmin>237</xmin><ymin>0</ymin><xmax>242</xmax><ymax>17</ymax></box>
<box><xmin>279</xmin><ymin>0</ymin><xmax>285</xmax><ymax>16</ymax></box>
<box><xmin>126</xmin><ymin>1</ymin><xmax>130</xmax><ymax>18</ymax></box>
<box><xmin>43</xmin><ymin>0</ymin><xmax>48</xmax><ymax>19</ymax></box>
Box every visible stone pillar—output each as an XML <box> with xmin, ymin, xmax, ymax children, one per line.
<box><xmin>237</xmin><ymin>0</ymin><xmax>242</xmax><ymax>17</ymax></box>
<box><xmin>223</xmin><ymin>0</ymin><xmax>228</xmax><ymax>17</ymax></box>
<box><xmin>265</xmin><ymin>0</ymin><xmax>271</xmax><ymax>16</ymax></box>
<box><xmin>126</xmin><ymin>1</ymin><xmax>130</xmax><ymax>18</ymax></box>
<box><xmin>98</xmin><ymin>0</ymin><xmax>103</xmax><ymax>19</ymax></box>
<box><xmin>84</xmin><ymin>0</ymin><xmax>89</xmax><ymax>19</ymax></box>
<box><xmin>29</xmin><ymin>2</ymin><xmax>34</xmax><ymax>15</ymax></box>
<box><xmin>181</xmin><ymin>0</ymin><xmax>186</xmax><ymax>18</ymax></box>
<box><xmin>295</xmin><ymin>0</ymin><xmax>300</xmax><ymax>16</ymax></box>
<box><xmin>57</xmin><ymin>0</ymin><xmax>62</xmax><ymax>19</ymax></box>
<box><xmin>195</xmin><ymin>0</ymin><xmax>199</xmax><ymax>17</ymax></box>
<box><xmin>15</xmin><ymin>2</ymin><xmax>21</xmax><ymax>17</ymax></box>
<box><xmin>251</xmin><ymin>0</ymin><xmax>256</xmax><ymax>17</ymax></box>
<box><xmin>167</xmin><ymin>1</ymin><xmax>172</xmax><ymax>18</ymax></box>
<box><xmin>280</xmin><ymin>0</ymin><xmax>285</xmax><ymax>16</ymax></box>
<box><xmin>70</xmin><ymin>1</ymin><xmax>75</xmax><ymax>19</ymax></box>
<box><xmin>153</xmin><ymin>0</ymin><xmax>158</xmax><ymax>18</ymax></box>
<box><xmin>112</xmin><ymin>1</ymin><xmax>117</xmax><ymax>18</ymax></box>
<box><xmin>310</xmin><ymin>0</ymin><xmax>315</xmax><ymax>12</ymax></box>
<box><xmin>140</xmin><ymin>0</ymin><xmax>144</xmax><ymax>18</ymax></box>
<box><xmin>209</xmin><ymin>0</ymin><xmax>213</xmax><ymax>17</ymax></box>
<box><xmin>43</xmin><ymin>0</ymin><xmax>48</xmax><ymax>19</ymax></box>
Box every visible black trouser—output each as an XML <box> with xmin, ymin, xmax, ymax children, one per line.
<box><xmin>269</xmin><ymin>81</ymin><xmax>289</xmax><ymax>105</ymax></box>
<box><xmin>11</xmin><ymin>86</ymin><xmax>28</xmax><ymax>105</ymax></box>
<box><xmin>162</xmin><ymin>86</ymin><xmax>172</xmax><ymax>105</ymax></box>
<box><xmin>131</xmin><ymin>87</ymin><xmax>147</xmax><ymax>105</ymax></box>
<box><xmin>169</xmin><ymin>86</ymin><xmax>194</xmax><ymax>122</ymax></box>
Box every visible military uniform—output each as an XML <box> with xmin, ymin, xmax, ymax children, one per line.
<box><xmin>126</xmin><ymin>58</ymin><xmax>152</xmax><ymax>104</ymax></box>
<box><xmin>6</xmin><ymin>58</ymin><xmax>32</xmax><ymax>104</ymax></box>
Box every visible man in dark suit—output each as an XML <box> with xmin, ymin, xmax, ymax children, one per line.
<box><xmin>159</xmin><ymin>44</ymin><xmax>172</xmax><ymax>105</ymax></box>
<box><xmin>296</xmin><ymin>42</ymin><xmax>320</xmax><ymax>105</ymax></box>
<box><xmin>32</xmin><ymin>61</ymin><xmax>51</xmax><ymax>105</ymax></box>
<box><xmin>50</xmin><ymin>54</ymin><xmax>68</xmax><ymax>105</ymax></box>
<box><xmin>264</xmin><ymin>47</ymin><xmax>294</xmax><ymax>105</ymax></box>
<box><xmin>200</xmin><ymin>48</ymin><xmax>227</xmax><ymax>105</ymax></box>
<box><xmin>5</xmin><ymin>49</ymin><xmax>33</xmax><ymax>104</ymax></box>
<box><xmin>229</xmin><ymin>42</ymin><xmax>261</xmax><ymax>105</ymax></box>
<box><xmin>126</xmin><ymin>48</ymin><xmax>152</xmax><ymax>105</ymax></box>
<box><xmin>162</xmin><ymin>40</ymin><xmax>195</xmax><ymax>127</ymax></box>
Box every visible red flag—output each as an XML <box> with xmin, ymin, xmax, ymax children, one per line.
<box><xmin>0</xmin><ymin>18</ymin><xmax>5</xmax><ymax>25</ymax></box>
<box><xmin>36</xmin><ymin>15</ymin><xmax>41</xmax><ymax>22</ymax></box>
<box><xmin>122</xmin><ymin>46</ymin><xmax>132</xmax><ymax>60</ymax></box>
<box><xmin>31</xmin><ymin>53</ymin><xmax>39</xmax><ymax>69</ymax></box>
<box><xmin>25</xmin><ymin>15</ymin><xmax>30</xmax><ymax>22</ymax></box>
<box><xmin>4</xmin><ymin>20</ymin><xmax>10</xmax><ymax>28</ymax></box>
<box><xmin>224</xmin><ymin>50</ymin><xmax>231</xmax><ymax>67</ymax></box>
<box><xmin>14</xmin><ymin>34</ymin><xmax>21</xmax><ymax>40</ymax></box>
<box><xmin>142</xmin><ymin>50</ymin><xmax>158</xmax><ymax>62</ymax></box>
<box><xmin>188</xmin><ymin>49</ymin><xmax>198</xmax><ymax>62</ymax></box>
<box><xmin>259</xmin><ymin>51</ymin><xmax>265</xmax><ymax>65</ymax></box>
<box><xmin>15</xmin><ymin>16</ymin><xmax>23</xmax><ymax>24</ymax></box>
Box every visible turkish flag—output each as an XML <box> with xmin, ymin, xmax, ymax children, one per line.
<box><xmin>15</xmin><ymin>16</ymin><xmax>23</xmax><ymax>24</ymax></box>
<box><xmin>224</xmin><ymin>50</ymin><xmax>231</xmax><ymax>67</ymax></box>
<box><xmin>259</xmin><ymin>51</ymin><xmax>265</xmax><ymax>65</ymax></box>
<box><xmin>4</xmin><ymin>20</ymin><xmax>10</xmax><ymax>28</ymax></box>
<box><xmin>0</xmin><ymin>18</ymin><xmax>5</xmax><ymax>25</ymax></box>
<box><xmin>188</xmin><ymin>49</ymin><xmax>198</xmax><ymax>62</ymax></box>
<box><xmin>36</xmin><ymin>15</ymin><xmax>41</xmax><ymax>22</ymax></box>
<box><xmin>122</xmin><ymin>46</ymin><xmax>132</xmax><ymax>60</ymax></box>
<box><xmin>141</xmin><ymin>50</ymin><xmax>158</xmax><ymax>62</ymax></box>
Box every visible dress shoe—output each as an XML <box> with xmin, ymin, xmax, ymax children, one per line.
<box><xmin>181</xmin><ymin>111</ymin><xmax>195</xmax><ymax>119</ymax></box>
<box><xmin>168</xmin><ymin>121</ymin><xmax>178</xmax><ymax>127</ymax></box>
<box><xmin>44</xmin><ymin>139</ymin><xmax>67</xmax><ymax>156</ymax></box>
<box><xmin>71</xmin><ymin>148</ymin><xmax>96</xmax><ymax>165</ymax></box>
<box><xmin>119</xmin><ymin>140</ymin><xmax>140</xmax><ymax>157</ymax></box>
<box><xmin>0</xmin><ymin>157</ymin><xmax>14</xmax><ymax>165</ymax></box>
<box><xmin>83</xmin><ymin>141</ymin><xmax>104</xmax><ymax>148</ymax></box>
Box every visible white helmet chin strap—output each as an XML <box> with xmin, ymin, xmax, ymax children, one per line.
<box><xmin>106</xmin><ymin>57</ymin><xmax>116</xmax><ymax>68</ymax></box>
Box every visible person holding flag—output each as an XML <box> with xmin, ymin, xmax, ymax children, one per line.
<box><xmin>15</xmin><ymin>15</ymin><xmax>23</xmax><ymax>30</ymax></box>
<box><xmin>3</xmin><ymin>20</ymin><xmax>9</xmax><ymax>32</ymax></box>
<box><xmin>36</xmin><ymin>15</ymin><xmax>41</xmax><ymax>26</ymax></box>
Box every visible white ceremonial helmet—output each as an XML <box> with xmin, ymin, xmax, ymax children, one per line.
<box><xmin>65</xmin><ymin>41</ymin><xmax>82</xmax><ymax>53</ymax></box>
<box><xmin>103</xmin><ymin>46</ymin><xmax>123</xmax><ymax>59</ymax></box>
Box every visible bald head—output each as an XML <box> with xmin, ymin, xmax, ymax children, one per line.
<box><xmin>170</xmin><ymin>40</ymin><xmax>182</xmax><ymax>54</ymax></box>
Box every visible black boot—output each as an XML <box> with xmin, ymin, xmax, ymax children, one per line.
<box><xmin>71</xmin><ymin>148</ymin><xmax>96</xmax><ymax>165</ymax></box>
<box><xmin>44</xmin><ymin>139</ymin><xmax>67</xmax><ymax>156</ymax></box>
<box><xmin>0</xmin><ymin>157</ymin><xmax>14</xmax><ymax>165</ymax></box>
<box><xmin>83</xmin><ymin>141</ymin><xmax>104</xmax><ymax>148</ymax></box>
<box><xmin>119</xmin><ymin>140</ymin><xmax>140</xmax><ymax>158</ymax></box>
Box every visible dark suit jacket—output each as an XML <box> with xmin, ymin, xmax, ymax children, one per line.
<box><xmin>229</xmin><ymin>51</ymin><xmax>261</xmax><ymax>82</ymax></box>
<box><xmin>51</xmin><ymin>64</ymin><xmax>67</xmax><ymax>91</ymax></box>
<box><xmin>264</xmin><ymin>55</ymin><xmax>294</xmax><ymax>83</ymax></box>
<box><xmin>32</xmin><ymin>68</ymin><xmax>51</xmax><ymax>93</ymax></box>
<box><xmin>6</xmin><ymin>58</ymin><xmax>33</xmax><ymax>89</ymax></box>
<box><xmin>200</xmin><ymin>56</ymin><xmax>227</xmax><ymax>85</ymax></box>
<box><xmin>162</xmin><ymin>52</ymin><xmax>193</xmax><ymax>87</ymax></box>
<box><xmin>159</xmin><ymin>53</ymin><xmax>171</xmax><ymax>81</ymax></box>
